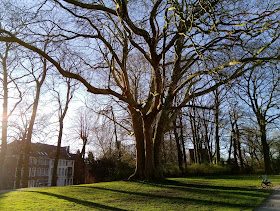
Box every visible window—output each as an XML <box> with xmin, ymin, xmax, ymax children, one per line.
<box><xmin>28</xmin><ymin>168</ymin><xmax>31</xmax><ymax>177</ymax></box>
<box><xmin>68</xmin><ymin>167</ymin><xmax>72</xmax><ymax>176</ymax></box>
<box><xmin>33</xmin><ymin>158</ymin><xmax>37</xmax><ymax>165</ymax></box>
<box><xmin>42</xmin><ymin>168</ymin><xmax>45</xmax><ymax>176</ymax></box>
<box><xmin>62</xmin><ymin>168</ymin><xmax>64</xmax><ymax>176</ymax></box>
<box><xmin>46</xmin><ymin>168</ymin><xmax>49</xmax><ymax>176</ymax></box>
<box><xmin>32</xmin><ymin>168</ymin><xmax>36</xmax><ymax>177</ymax></box>
<box><xmin>58</xmin><ymin>168</ymin><xmax>61</xmax><ymax>176</ymax></box>
<box><xmin>37</xmin><ymin>168</ymin><xmax>41</xmax><ymax>176</ymax></box>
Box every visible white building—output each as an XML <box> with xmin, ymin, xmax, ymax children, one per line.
<box><xmin>8</xmin><ymin>142</ymin><xmax>75</xmax><ymax>188</ymax></box>
<box><xmin>49</xmin><ymin>158</ymin><xmax>74</xmax><ymax>187</ymax></box>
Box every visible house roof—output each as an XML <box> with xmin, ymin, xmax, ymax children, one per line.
<box><xmin>7</xmin><ymin>141</ymin><xmax>74</xmax><ymax>160</ymax></box>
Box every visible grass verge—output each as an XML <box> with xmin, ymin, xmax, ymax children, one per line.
<box><xmin>0</xmin><ymin>175</ymin><xmax>279</xmax><ymax>210</ymax></box>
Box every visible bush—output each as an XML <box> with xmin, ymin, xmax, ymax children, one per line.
<box><xmin>87</xmin><ymin>152</ymin><xmax>135</xmax><ymax>182</ymax></box>
<box><xmin>186</xmin><ymin>163</ymin><xmax>231</xmax><ymax>176</ymax></box>
<box><xmin>254</xmin><ymin>168</ymin><xmax>265</xmax><ymax>175</ymax></box>
<box><xmin>163</xmin><ymin>163</ymin><xmax>182</xmax><ymax>177</ymax></box>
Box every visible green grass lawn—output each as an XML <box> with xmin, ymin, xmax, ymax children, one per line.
<box><xmin>0</xmin><ymin>175</ymin><xmax>279</xmax><ymax>211</ymax></box>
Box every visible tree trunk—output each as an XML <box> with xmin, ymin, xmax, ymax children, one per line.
<box><xmin>128</xmin><ymin>107</ymin><xmax>145</xmax><ymax>180</ymax></box>
<box><xmin>215</xmin><ymin>112</ymin><xmax>220</xmax><ymax>164</ymax></box>
<box><xmin>22</xmin><ymin>55</ymin><xmax>47</xmax><ymax>188</ymax></box>
<box><xmin>111</xmin><ymin>107</ymin><xmax>121</xmax><ymax>159</ymax></box>
<box><xmin>81</xmin><ymin>137</ymin><xmax>87</xmax><ymax>160</ymax></box>
<box><xmin>173</xmin><ymin>119</ymin><xmax>183</xmax><ymax>174</ymax></box>
<box><xmin>142</xmin><ymin>116</ymin><xmax>155</xmax><ymax>180</ymax></box>
<box><xmin>179</xmin><ymin>113</ymin><xmax>187</xmax><ymax>168</ymax></box>
<box><xmin>22</xmin><ymin>87</ymin><xmax>41</xmax><ymax>188</ymax></box>
<box><xmin>232</xmin><ymin>129</ymin><xmax>239</xmax><ymax>171</ymax></box>
<box><xmin>214</xmin><ymin>92</ymin><xmax>220</xmax><ymax>164</ymax></box>
<box><xmin>236</xmin><ymin>125</ymin><xmax>244</xmax><ymax>172</ymax></box>
<box><xmin>15</xmin><ymin>152</ymin><xmax>23</xmax><ymax>189</ymax></box>
<box><xmin>153</xmin><ymin>109</ymin><xmax>170</xmax><ymax>180</ymax></box>
<box><xmin>260</xmin><ymin>124</ymin><xmax>272</xmax><ymax>174</ymax></box>
<box><xmin>190</xmin><ymin>114</ymin><xmax>198</xmax><ymax>164</ymax></box>
<box><xmin>0</xmin><ymin>52</ymin><xmax>8</xmax><ymax>190</ymax></box>
<box><xmin>51</xmin><ymin>120</ymin><xmax>63</xmax><ymax>186</ymax></box>
<box><xmin>228</xmin><ymin>132</ymin><xmax>233</xmax><ymax>162</ymax></box>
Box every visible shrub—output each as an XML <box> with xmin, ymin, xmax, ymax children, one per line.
<box><xmin>86</xmin><ymin>152</ymin><xmax>135</xmax><ymax>182</ymax></box>
<box><xmin>254</xmin><ymin>168</ymin><xmax>265</xmax><ymax>175</ymax></box>
<box><xmin>163</xmin><ymin>163</ymin><xmax>181</xmax><ymax>177</ymax></box>
<box><xmin>186</xmin><ymin>163</ymin><xmax>231</xmax><ymax>176</ymax></box>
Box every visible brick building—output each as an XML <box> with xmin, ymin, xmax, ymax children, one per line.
<box><xmin>6</xmin><ymin>141</ymin><xmax>75</xmax><ymax>188</ymax></box>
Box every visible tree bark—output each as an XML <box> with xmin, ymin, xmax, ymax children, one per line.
<box><xmin>179</xmin><ymin>113</ymin><xmax>187</xmax><ymax>168</ymax></box>
<box><xmin>0</xmin><ymin>49</ymin><xmax>8</xmax><ymax>190</ymax></box>
<box><xmin>22</xmin><ymin>56</ymin><xmax>47</xmax><ymax>188</ymax></box>
<box><xmin>51</xmin><ymin>120</ymin><xmax>63</xmax><ymax>186</ymax></box>
<box><xmin>22</xmin><ymin>84</ymin><xmax>42</xmax><ymax>188</ymax></box>
<box><xmin>215</xmin><ymin>99</ymin><xmax>220</xmax><ymax>164</ymax></box>
<box><xmin>173</xmin><ymin>119</ymin><xmax>183</xmax><ymax>173</ymax></box>
<box><xmin>232</xmin><ymin>128</ymin><xmax>239</xmax><ymax>171</ymax></box>
<box><xmin>111</xmin><ymin>106</ymin><xmax>121</xmax><ymax>159</ymax></box>
<box><xmin>128</xmin><ymin>106</ymin><xmax>145</xmax><ymax>180</ymax></box>
<box><xmin>142</xmin><ymin>116</ymin><xmax>155</xmax><ymax>180</ymax></box>
<box><xmin>236</xmin><ymin>125</ymin><xmax>244</xmax><ymax>172</ymax></box>
<box><xmin>15</xmin><ymin>152</ymin><xmax>23</xmax><ymax>188</ymax></box>
<box><xmin>260</xmin><ymin>124</ymin><xmax>272</xmax><ymax>174</ymax></box>
<box><xmin>227</xmin><ymin>135</ymin><xmax>232</xmax><ymax>163</ymax></box>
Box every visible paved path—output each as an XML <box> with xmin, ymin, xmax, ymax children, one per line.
<box><xmin>255</xmin><ymin>186</ymin><xmax>280</xmax><ymax>211</ymax></box>
<box><xmin>0</xmin><ymin>187</ymin><xmax>40</xmax><ymax>194</ymax></box>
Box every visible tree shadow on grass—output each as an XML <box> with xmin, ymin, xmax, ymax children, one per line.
<box><xmin>0</xmin><ymin>193</ymin><xmax>6</xmax><ymax>200</ymax></box>
<box><xmin>142</xmin><ymin>179</ymin><xmax>270</xmax><ymax>197</ymax></box>
<box><xmin>77</xmin><ymin>186</ymin><xmax>257</xmax><ymax>210</ymax></box>
<box><xmin>28</xmin><ymin>191</ymin><xmax>127</xmax><ymax>211</ymax></box>
<box><xmin>0</xmin><ymin>189</ymin><xmax>17</xmax><ymax>200</ymax></box>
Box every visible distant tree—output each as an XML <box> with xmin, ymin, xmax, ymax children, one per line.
<box><xmin>22</xmin><ymin>45</ymin><xmax>48</xmax><ymax>188</ymax></box>
<box><xmin>238</xmin><ymin>65</ymin><xmax>280</xmax><ymax>173</ymax></box>
<box><xmin>0</xmin><ymin>42</ymin><xmax>23</xmax><ymax>189</ymax></box>
<box><xmin>76</xmin><ymin>108</ymin><xmax>94</xmax><ymax>161</ymax></box>
<box><xmin>51</xmin><ymin>78</ymin><xmax>76</xmax><ymax>186</ymax></box>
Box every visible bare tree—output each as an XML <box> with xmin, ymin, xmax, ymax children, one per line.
<box><xmin>238</xmin><ymin>65</ymin><xmax>280</xmax><ymax>173</ymax></box>
<box><xmin>51</xmin><ymin>77</ymin><xmax>76</xmax><ymax>186</ymax></box>
<box><xmin>0</xmin><ymin>42</ymin><xmax>23</xmax><ymax>189</ymax></box>
<box><xmin>21</xmin><ymin>47</ymin><xmax>48</xmax><ymax>188</ymax></box>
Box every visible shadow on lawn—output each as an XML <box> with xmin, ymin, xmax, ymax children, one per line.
<box><xmin>28</xmin><ymin>191</ymin><xmax>127</xmax><ymax>211</ymax></box>
<box><xmin>144</xmin><ymin>179</ymin><xmax>270</xmax><ymax>197</ymax></box>
<box><xmin>0</xmin><ymin>189</ymin><xmax>16</xmax><ymax>200</ymax></box>
<box><xmin>77</xmin><ymin>185</ymin><xmax>259</xmax><ymax>210</ymax></box>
